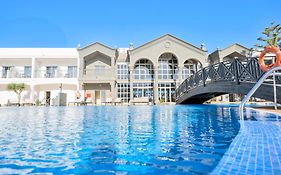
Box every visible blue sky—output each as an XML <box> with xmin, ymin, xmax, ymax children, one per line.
<box><xmin>0</xmin><ymin>0</ymin><xmax>280</xmax><ymax>51</ymax></box>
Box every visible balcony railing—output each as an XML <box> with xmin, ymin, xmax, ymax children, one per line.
<box><xmin>35</xmin><ymin>70</ymin><xmax>77</xmax><ymax>78</ymax></box>
<box><xmin>1</xmin><ymin>70</ymin><xmax>31</xmax><ymax>79</ymax></box>
<box><xmin>0</xmin><ymin>70</ymin><xmax>77</xmax><ymax>79</ymax></box>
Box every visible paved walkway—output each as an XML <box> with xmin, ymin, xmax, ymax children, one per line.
<box><xmin>211</xmin><ymin>112</ymin><xmax>281</xmax><ymax>175</ymax></box>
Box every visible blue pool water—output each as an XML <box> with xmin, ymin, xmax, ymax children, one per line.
<box><xmin>0</xmin><ymin>105</ymin><xmax>240</xmax><ymax>174</ymax></box>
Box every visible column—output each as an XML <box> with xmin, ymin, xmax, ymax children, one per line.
<box><xmin>31</xmin><ymin>57</ymin><xmax>36</xmax><ymax>78</ymax></box>
<box><xmin>82</xmin><ymin>83</ymin><xmax>86</xmax><ymax>102</ymax></box>
<box><xmin>110</xmin><ymin>81</ymin><xmax>116</xmax><ymax>103</ymax></box>
<box><xmin>30</xmin><ymin>57</ymin><xmax>37</xmax><ymax>104</ymax></box>
<box><xmin>153</xmin><ymin>65</ymin><xmax>159</xmax><ymax>104</ymax></box>
<box><xmin>78</xmin><ymin>56</ymin><xmax>84</xmax><ymax>80</ymax></box>
<box><xmin>111</xmin><ymin>56</ymin><xmax>115</xmax><ymax>68</ymax></box>
<box><xmin>178</xmin><ymin>66</ymin><xmax>183</xmax><ymax>85</ymax></box>
<box><xmin>30</xmin><ymin>84</ymin><xmax>35</xmax><ymax>103</ymax></box>
<box><xmin>76</xmin><ymin>56</ymin><xmax>80</xmax><ymax>78</ymax></box>
<box><xmin>219</xmin><ymin>57</ymin><xmax>223</xmax><ymax>63</ymax></box>
<box><xmin>129</xmin><ymin>66</ymin><xmax>134</xmax><ymax>103</ymax></box>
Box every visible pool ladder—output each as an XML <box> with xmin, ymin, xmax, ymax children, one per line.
<box><xmin>239</xmin><ymin>66</ymin><xmax>281</xmax><ymax>120</ymax></box>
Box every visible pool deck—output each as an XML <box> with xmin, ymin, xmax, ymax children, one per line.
<box><xmin>211</xmin><ymin>108</ymin><xmax>281</xmax><ymax>175</ymax></box>
<box><xmin>254</xmin><ymin>106</ymin><xmax>281</xmax><ymax>115</ymax></box>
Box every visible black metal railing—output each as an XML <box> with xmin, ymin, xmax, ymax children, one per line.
<box><xmin>175</xmin><ymin>57</ymin><xmax>281</xmax><ymax>100</ymax></box>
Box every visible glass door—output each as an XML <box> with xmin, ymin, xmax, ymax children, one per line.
<box><xmin>158</xmin><ymin>83</ymin><xmax>176</xmax><ymax>103</ymax></box>
<box><xmin>46</xmin><ymin>66</ymin><xmax>57</xmax><ymax>78</ymax></box>
<box><xmin>2</xmin><ymin>66</ymin><xmax>12</xmax><ymax>78</ymax></box>
<box><xmin>24</xmin><ymin>66</ymin><xmax>32</xmax><ymax>78</ymax></box>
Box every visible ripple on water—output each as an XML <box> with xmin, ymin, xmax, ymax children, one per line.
<box><xmin>0</xmin><ymin>105</ymin><xmax>240</xmax><ymax>174</ymax></box>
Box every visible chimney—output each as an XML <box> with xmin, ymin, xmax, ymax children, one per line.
<box><xmin>129</xmin><ymin>43</ymin><xmax>134</xmax><ymax>50</ymax></box>
<box><xmin>76</xmin><ymin>44</ymin><xmax>81</xmax><ymax>50</ymax></box>
<box><xmin>200</xmin><ymin>43</ymin><xmax>207</xmax><ymax>51</ymax></box>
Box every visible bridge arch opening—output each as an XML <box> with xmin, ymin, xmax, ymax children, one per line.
<box><xmin>182</xmin><ymin>59</ymin><xmax>202</xmax><ymax>80</ymax></box>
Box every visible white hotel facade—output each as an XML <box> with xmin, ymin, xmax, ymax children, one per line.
<box><xmin>0</xmin><ymin>34</ymin><xmax>251</xmax><ymax>105</ymax></box>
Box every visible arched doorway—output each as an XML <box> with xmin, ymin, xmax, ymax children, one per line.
<box><xmin>182</xmin><ymin>59</ymin><xmax>202</xmax><ymax>80</ymax></box>
<box><xmin>133</xmin><ymin>59</ymin><xmax>154</xmax><ymax>100</ymax></box>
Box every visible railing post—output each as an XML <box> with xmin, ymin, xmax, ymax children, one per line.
<box><xmin>202</xmin><ymin>68</ymin><xmax>206</xmax><ymax>87</ymax></box>
<box><xmin>273</xmin><ymin>71</ymin><xmax>278</xmax><ymax>110</ymax></box>
<box><xmin>234</xmin><ymin>59</ymin><xmax>240</xmax><ymax>84</ymax></box>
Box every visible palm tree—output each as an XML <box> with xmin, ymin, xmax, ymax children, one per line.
<box><xmin>7</xmin><ymin>83</ymin><xmax>26</xmax><ymax>105</ymax></box>
<box><xmin>255</xmin><ymin>22</ymin><xmax>281</xmax><ymax>49</ymax></box>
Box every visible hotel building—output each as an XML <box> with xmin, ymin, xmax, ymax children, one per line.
<box><xmin>0</xmin><ymin>34</ymin><xmax>251</xmax><ymax>105</ymax></box>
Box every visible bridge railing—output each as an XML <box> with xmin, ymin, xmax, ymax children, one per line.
<box><xmin>175</xmin><ymin>57</ymin><xmax>279</xmax><ymax>100</ymax></box>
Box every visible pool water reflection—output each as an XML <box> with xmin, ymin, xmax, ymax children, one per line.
<box><xmin>0</xmin><ymin>105</ymin><xmax>240</xmax><ymax>174</ymax></box>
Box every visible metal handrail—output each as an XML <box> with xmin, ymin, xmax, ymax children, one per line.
<box><xmin>239</xmin><ymin>66</ymin><xmax>281</xmax><ymax>120</ymax></box>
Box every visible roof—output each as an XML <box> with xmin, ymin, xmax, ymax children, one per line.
<box><xmin>221</xmin><ymin>43</ymin><xmax>250</xmax><ymax>51</ymax></box>
<box><xmin>209</xmin><ymin>43</ymin><xmax>250</xmax><ymax>58</ymax></box>
<box><xmin>79</xmin><ymin>42</ymin><xmax>115</xmax><ymax>51</ymax></box>
<box><xmin>130</xmin><ymin>34</ymin><xmax>206</xmax><ymax>53</ymax></box>
<box><xmin>0</xmin><ymin>48</ymin><xmax>78</xmax><ymax>59</ymax></box>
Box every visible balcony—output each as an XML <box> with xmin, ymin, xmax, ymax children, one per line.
<box><xmin>82</xmin><ymin>68</ymin><xmax>115</xmax><ymax>81</ymax></box>
<box><xmin>0</xmin><ymin>70</ymin><xmax>77</xmax><ymax>79</ymax></box>
<box><xmin>35</xmin><ymin>70</ymin><xmax>77</xmax><ymax>78</ymax></box>
<box><xmin>1</xmin><ymin>70</ymin><xmax>31</xmax><ymax>79</ymax></box>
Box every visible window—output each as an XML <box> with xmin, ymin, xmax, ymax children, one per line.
<box><xmin>46</xmin><ymin>66</ymin><xmax>57</xmax><ymax>78</ymax></box>
<box><xmin>68</xmin><ymin>66</ymin><xmax>77</xmax><ymax>78</ymax></box>
<box><xmin>182</xmin><ymin>59</ymin><xmax>202</xmax><ymax>80</ymax></box>
<box><xmin>134</xmin><ymin>59</ymin><xmax>154</xmax><ymax>80</ymax></box>
<box><xmin>2</xmin><ymin>66</ymin><xmax>13</xmax><ymax>78</ymax></box>
<box><xmin>158</xmin><ymin>83</ymin><xmax>176</xmax><ymax>102</ymax></box>
<box><xmin>24</xmin><ymin>66</ymin><xmax>32</xmax><ymax>78</ymax></box>
<box><xmin>95</xmin><ymin>65</ymin><xmax>106</xmax><ymax>74</ymax></box>
<box><xmin>158</xmin><ymin>53</ymin><xmax>178</xmax><ymax>80</ymax></box>
<box><xmin>117</xmin><ymin>83</ymin><xmax>130</xmax><ymax>102</ymax></box>
<box><xmin>117</xmin><ymin>63</ymin><xmax>129</xmax><ymax>80</ymax></box>
<box><xmin>133</xmin><ymin>83</ymin><xmax>153</xmax><ymax>100</ymax></box>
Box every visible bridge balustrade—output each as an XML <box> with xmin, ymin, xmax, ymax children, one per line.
<box><xmin>175</xmin><ymin>57</ymin><xmax>281</xmax><ymax>101</ymax></box>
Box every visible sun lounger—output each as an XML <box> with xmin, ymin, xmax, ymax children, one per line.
<box><xmin>102</xmin><ymin>98</ymin><xmax>113</xmax><ymax>105</ymax></box>
<box><xmin>68</xmin><ymin>101</ymin><xmax>84</xmax><ymax>106</ymax></box>
<box><xmin>6</xmin><ymin>99</ymin><xmax>20</xmax><ymax>106</ymax></box>
<box><xmin>21</xmin><ymin>99</ymin><xmax>35</xmax><ymax>106</ymax></box>
<box><xmin>130</xmin><ymin>97</ymin><xmax>150</xmax><ymax>105</ymax></box>
<box><xmin>114</xmin><ymin>98</ymin><xmax>122</xmax><ymax>105</ymax></box>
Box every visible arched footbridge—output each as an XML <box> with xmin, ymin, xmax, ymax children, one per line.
<box><xmin>175</xmin><ymin>57</ymin><xmax>281</xmax><ymax>104</ymax></box>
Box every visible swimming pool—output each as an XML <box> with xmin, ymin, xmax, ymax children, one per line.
<box><xmin>0</xmin><ymin>105</ymin><xmax>240</xmax><ymax>174</ymax></box>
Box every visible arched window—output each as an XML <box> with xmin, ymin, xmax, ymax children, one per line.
<box><xmin>134</xmin><ymin>59</ymin><xmax>154</xmax><ymax>80</ymax></box>
<box><xmin>182</xmin><ymin>59</ymin><xmax>202</xmax><ymax>80</ymax></box>
<box><xmin>158</xmin><ymin>53</ymin><xmax>178</xmax><ymax>80</ymax></box>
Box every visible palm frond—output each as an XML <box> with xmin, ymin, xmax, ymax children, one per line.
<box><xmin>257</xmin><ymin>37</ymin><xmax>266</xmax><ymax>42</ymax></box>
<box><xmin>254</xmin><ymin>44</ymin><xmax>264</xmax><ymax>48</ymax></box>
